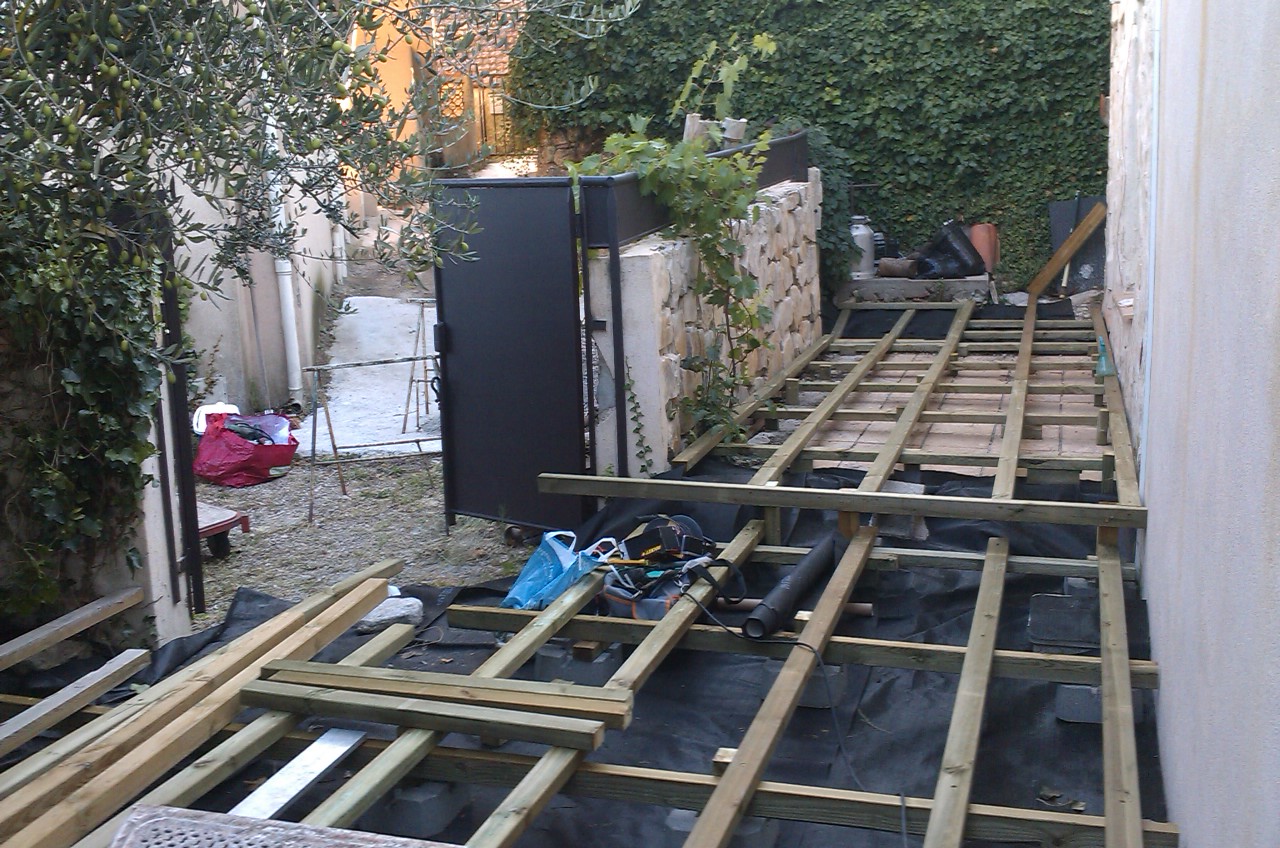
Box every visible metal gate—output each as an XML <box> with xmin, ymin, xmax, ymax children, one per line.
<box><xmin>435</xmin><ymin>181</ymin><xmax>590</xmax><ymax>529</ymax></box>
<box><xmin>434</xmin><ymin>132</ymin><xmax>809</xmax><ymax>530</ymax></box>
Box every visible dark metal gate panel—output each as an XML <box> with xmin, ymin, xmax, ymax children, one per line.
<box><xmin>435</xmin><ymin>182</ymin><xmax>589</xmax><ymax>529</ymax></box>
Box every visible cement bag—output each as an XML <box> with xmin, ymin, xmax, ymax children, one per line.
<box><xmin>193</xmin><ymin>412</ymin><xmax>298</xmax><ymax>487</ymax></box>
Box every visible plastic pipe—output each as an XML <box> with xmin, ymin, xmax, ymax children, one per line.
<box><xmin>742</xmin><ymin>534</ymin><xmax>837</xmax><ymax>640</ymax></box>
<box><xmin>265</xmin><ymin>112</ymin><xmax>304</xmax><ymax>403</ymax></box>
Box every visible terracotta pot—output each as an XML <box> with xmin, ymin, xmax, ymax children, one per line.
<box><xmin>968</xmin><ymin>223</ymin><xmax>1000</xmax><ymax>273</ymax></box>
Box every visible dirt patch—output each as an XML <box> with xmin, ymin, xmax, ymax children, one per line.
<box><xmin>194</xmin><ymin>456</ymin><xmax>520</xmax><ymax>627</ymax></box>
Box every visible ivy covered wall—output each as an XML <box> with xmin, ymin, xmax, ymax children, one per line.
<box><xmin>509</xmin><ymin>0</ymin><xmax>1109</xmax><ymax>288</ymax></box>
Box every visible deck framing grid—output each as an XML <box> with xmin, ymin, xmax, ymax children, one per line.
<box><xmin>39</xmin><ymin>304</ymin><xmax>1169</xmax><ymax>848</ymax></box>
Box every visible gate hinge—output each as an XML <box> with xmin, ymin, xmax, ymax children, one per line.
<box><xmin>434</xmin><ymin>323</ymin><xmax>448</xmax><ymax>354</ymax></box>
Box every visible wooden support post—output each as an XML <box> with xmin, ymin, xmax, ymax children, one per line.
<box><xmin>1097</xmin><ymin>408</ymin><xmax>1111</xmax><ymax>446</ymax></box>
<box><xmin>0</xmin><ymin>588</ymin><xmax>144</xmax><ymax>674</ymax></box>
<box><xmin>764</xmin><ymin>507</ymin><xmax>783</xmax><ymax>546</ymax></box>
<box><xmin>1098</xmin><ymin>527</ymin><xmax>1143</xmax><ymax>847</ymax></box>
<box><xmin>921</xmin><ymin>539</ymin><xmax>1009</xmax><ymax>848</ymax></box>
<box><xmin>70</xmin><ymin>625</ymin><xmax>415</xmax><ymax>848</ymax></box>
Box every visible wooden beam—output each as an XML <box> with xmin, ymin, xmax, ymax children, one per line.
<box><xmin>794</xmin><ymin>379</ymin><xmax>1103</xmax><ymax>396</ymax></box>
<box><xmin>751</xmin><ymin>543</ymin><xmax>1137</xmax><ymax>580</ymax></box>
<box><xmin>300</xmin><ymin>570</ymin><xmax>608</xmax><ymax>829</ymax></box>
<box><xmin>260</xmin><ymin>661</ymin><xmax>633</xmax><ymax>728</ymax></box>
<box><xmin>751</xmin><ymin>310</ymin><xmax>915</xmax><ymax>484</ymax></box>
<box><xmin>715</xmin><ymin>443</ymin><xmax>1107</xmax><ymax>472</ymax></box>
<box><xmin>1027</xmin><ymin>201</ymin><xmax>1107</xmax><ymax>295</ymax></box>
<box><xmin>1098</xmin><ymin>528</ymin><xmax>1143</xmax><ymax>846</ymax></box>
<box><xmin>0</xmin><ymin>588</ymin><xmax>144</xmax><ymax>674</ymax></box>
<box><xmin>864</xmin><ymin>357</ymin><xmax>1097</xmax><ymax>373</ymax></box>
<box><xmin>922</xmin><ymin>539</ymin><xmax>1009</xmax><ymax>848</ymax></box>
<box><xmin>0</xmin><ymin>649</ymin><xmax>149</xmax><ymax>760</ymax></box>
<box><xmin>862</xmin><ymin>302</ymin><xmax>974</xmax><ymax>490</ymax></box>
<box><xmin>71</xmin><ymin>625</ymin><xmax>416</xmax><ymax>848</ymax></box>
<box><xmin>240</xmin><ymin>680</ymin><xmax>605</xmax><ymax>751</ymax></box>
<box><xmin>683</xmin><ymin>521</ymin><xmax>866</xmax><ymax>847</ymax></box>
<box><xmin>445</xmin><ymin>605</ymin><xmax>1159</xmax><ymax>689</ymax></box>
<box><xmin>846</xmin><ymin>302</ymin><xmax>961</xmax><ymax>310</ymax></box>
<box><xmin>539</xmin><ymin>474</ymin><xmax>1147</xmax><ymax>528</ymax></box>
<box><xmin>1091</xmin><ymin>308</ymin><xmax>1141</xmax><ymax>506</ymax></box>
<box><xmin>463</xmin><ymin>523</ymin><xmax>764</xmax><ymax>848</ymax></box>
<box><xmin>4</xmin><ymin>577</ymin><xmax>390</xmax><ymax>848</ymax></box>
<box><xmin>993</xmin><ymin>302</ymin><xmax>1038</xmax><ymax>498</ymax></box>
<box><xmin>763</xmin><ymin>407</ymin><xmax>1099</xmax><ymax>427</ymax></box>
<box><xmin>833</xmin><ymin>340</ymin><xmax>1095</xmax><ymax>355</ymax></box>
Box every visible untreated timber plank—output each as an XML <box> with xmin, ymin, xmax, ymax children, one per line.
<box><xmin>834</xmin><ymin>339</ymin><xmax>1095</xmax><ymax>355</ymax></box>
<box><xmin>260</xmin><ymin>661</ymin><xmax>633</xmax><ymax>728</ymax></box>
<box><xmin>0</xmin><ymin>649</ymin><xmax>149</xmax><ymax>760</ymax></box>
<box><xmin>5</xmin><ymin>577</ymin><xmax>390</xmax><ymax>848</ymax></box>
<box><xmin>71</xmin><ymin>625</ymin><xmax>415</xmax><ymax>848</ymax></box>
<box><xmin>300</xmin><ymin>569</ymin><xmax>609</xmax><ymax>828</ymax></box>
<box><xmin>861</xmin><ymin>302</ymin><xmax>974</xmax><ymax>490</ymax></box>
<box><xmin>715</xmin><ymin>443</ymin><xmax>1107</xmax><ymax>472</ymax></box>
<box><xmin>751</xmin><ymin>543</ymin><xmax>1137</xmax><ymax>581</ymax></box>
<box><xmin>752</xmin><ymin>310</ymin><xmax>915</xmax><ymax>484</ymax></box>
<box><xmin>240</xmin><ymin>680</ymin><xmax>605</xmax><ymax>750</ymax></box>
<box><xmin>764</xmin><ymin>407</ymin><xmax>1099</xmax><ymax>427</ymax></box>
<box><xmin>1091</xmin><ymin>308</ymin><xmax>1141</xmax><ymax>506</ymax></box>
<box><xmin>1099</xmin><ymin>527</ymin><xmax>1143</xmax><ymax>846</ymax></box>
<box><xmin>0</xmin><ymin>588</ymin><xmax>144</xmax><ymax>674</ymax></box>
<box><xmin>993</xmin><ymin>302</ymin><xmax>1038</xmax><ymax>499</ymax></box>
<box><xmin>794</xmin><ymin>379</ymin><xmax>1103</xmax><ymax>396</ymax></box>
<box><xmin>922</xmin><ymin>539</ymin><xmax>1009</xmax><ymax>848</ymax></box>
<box><xmin>445</xmin><ymin>605</ymin><xmax>1159</xmax><ymax>689</ymax></box>
<box><xmin>539</xmin><ymin>474</ymin><xmax>1147</xmax><ymax>528</ymax></box>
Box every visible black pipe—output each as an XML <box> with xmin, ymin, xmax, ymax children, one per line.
<box><xmin>743</xmin><ymin>533</ymin><xmax>837</xmax><ymax>639</ymax></box>
<box><xmin>605</xmin><ymin>183</ymin><xmax>629</xmax><ymax>478</ymax></box>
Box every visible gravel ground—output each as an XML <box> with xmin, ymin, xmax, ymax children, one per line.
<box><xmin>194</xmin><ymin>456</ymin><xmax>520</xmax><ymax>627</ymax></box>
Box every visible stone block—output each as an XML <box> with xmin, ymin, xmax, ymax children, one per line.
<box><xmin>659</xmin><ymin>307</ymin><xmax>675</xmax><ymax>351</ymax></box>
<box><xmin>357</xmin><ymin>780</ymin><xmax>471</xmax><ymax>839</ymax></box>
<box><xmin>356</xmin><ymin>597</ymin><xmax>424</xmax><ymax>633</ymax></box>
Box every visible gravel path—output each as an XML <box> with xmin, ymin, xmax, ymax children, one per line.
<box><xmin>194</xmin><ymin>448</ymin><xmax>519</xmax><ymax>627</ymax></box>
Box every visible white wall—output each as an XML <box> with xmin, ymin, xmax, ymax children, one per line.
<box><xmin>1107</xmin><ymin>2</ymin><xmax>1280</xmax><ymax>845</ymax></box>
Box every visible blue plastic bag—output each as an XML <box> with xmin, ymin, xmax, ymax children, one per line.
<box><xmin>500</xmin><ymin>532</ymin><xmax>616</xmax><ymax>611</ymax></box>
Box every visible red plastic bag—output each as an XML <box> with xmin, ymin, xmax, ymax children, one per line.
<box><xmin>193</xmin><ymin>413</ymin><xmax>299</xmax><ymax>487</ymax></box>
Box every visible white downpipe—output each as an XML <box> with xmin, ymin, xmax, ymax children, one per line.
<box><xmin>265</xmin><ymin>112</ymin><xmax>304</xmax><ymax>402</ymax></box>
<box><xmin>1138</xmin><ymin>0</ymin><xmax>1161</xmax><ymax>501</ymax></box>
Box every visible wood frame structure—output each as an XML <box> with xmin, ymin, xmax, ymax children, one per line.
<box><xmin>0</xmin><ymin>302</ymin><xmax>1173</xmax><ymax>848</ymax></box>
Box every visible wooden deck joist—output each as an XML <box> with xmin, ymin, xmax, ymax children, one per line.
<box><xmin>444</xmin><ymin>606</ymin><xmax>1160</xmax><ymax>689</ymax></box>
<box><xmin>714</xmin><ymin>443</ymin><xmax>1108</xmax><ymax>472</ymax></box>
<box><xmin>763</xmin><ymin>406</ymin><xmax>1100</xmax><ymax>427</ymax></box>
<box><xmin>748</xmin><ymin>543</ymin><xmax>1137</xmax><ymax>581</ymax></box>
<box><xmin>791</xmin><ymin>378</ymin><xmax>1104</xmax><ymax>396</ymax></box>
<box><xmin>0</xmin><ymin>588</ymin><xmax>144</xmax><ymax>674</ymax></box>
<box><xmin>539</xmin><ymin>474</ymin><xmax>1147</xmax><ymax>528</ymax></box>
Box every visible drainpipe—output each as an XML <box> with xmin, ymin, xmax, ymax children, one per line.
<box><xmin>265</xmin><ymin>112</ymin><xmax>305</xmax><ymax>403</ymax></box>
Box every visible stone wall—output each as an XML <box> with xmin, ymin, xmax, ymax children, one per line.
<box><xmin>588</xmin><ymin>168</ymin><xmax>822</xmax><ymax>475</ymax></box>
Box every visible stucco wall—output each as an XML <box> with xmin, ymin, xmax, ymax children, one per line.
<box><xmin>1106</xmin><ymin>2</ymin><xmax>1280</xmax><ymax>845</ymax></box>
<box><xmin>1103</xmin><ymin>0</ymin><xmax>1156</xmax><ymax>435</ymax></box>
<box><xmin>589</xmin><ymin>169</ymin><xmax>822</xmax><ymax>474</ymax></box>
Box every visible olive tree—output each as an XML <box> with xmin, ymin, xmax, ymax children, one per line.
<box><xmin>0</xmin><ymin>0</ymin><xmax>631</xmax><ymax>613</ymax></box>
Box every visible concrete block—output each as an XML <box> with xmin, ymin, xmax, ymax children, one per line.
<box><xmin>665</xmin><ymin>809</ymin><xmax>779</xmax><ymax>848</ymax></box>
<box><xmin>763</xmin><ymin>659</ymin><xmax>848</xmax><ymax>709</ymax></box>
<box><xmin>1054</xmin><ymin>684</ymin><xmax>1146</xmax><ymax>724</ymax></box>
<box><xmin>534</xmin><ymin>640</ymin><xmax>625</xmax><ymax>687</ymax></box>
<box><xmin>357</xmin><ymin>780</ymin><xmax>470</xmax><ymax>839</ymax></box>
<box><xmin>356</xmin><ymin>597</ymin><xmax>424</xmax><ymax>634</ymax></box>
